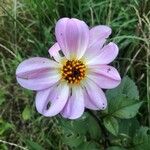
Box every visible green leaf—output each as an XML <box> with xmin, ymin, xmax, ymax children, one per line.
<box><xmin>60</xmin><ymin>114</ymin><xmax>87</xmax><ymax>147</ymax></box>
<box><xmin>22</xmin><ymin>106</ymin><xmax>31</xmax><ymax>120</ymax></box>
<box><xmin>118</xmin><ymin>76</ymin><xmax>139</xmax><ymax>100</ymax></box>
<box><xmin>86</xmin><ymin>112</ymin><xmax>101</xmax><ymax>139</ymax></box>
<box><xmin>0</xmin><ymin>118</ymin><xmax>13</xmax><ymax>135</ymax></box>
<box><xmin>76</xmin><ymin>141</ymin><xmax>101</xmax><ymax>150</ymax></box>
<box><xmin>106</xmin><ymin>76</ymin><xmax>139</xmax><ymax>101</ymax></box>
<box><xmin>0</xmin><ymin>144</ymin><xmax>8</xmax><ymax>150</ymax></box>
<box><xmin>60</xmin><ymin>112</ymin><xmax>102</xmax><ymax>147</ymax></box>
<box><xmin>105</xmin><ymin>76</ymin><xmax>142</xmax><ymax>119</ymax></box>
<box><xmin>119</xmin><ymin>118</ymin><xmax>140</xmax><ymax>137</ymax></box>
<box><xmin>104</xmin><ymin>116</ymin><xmax>119</xmax><ymax>136</ymax></box>
<box><xmin>116</xmin><ymin>118</ymin><xmax>140</xmax><ymax>147</ymax></box>
<box><xmin>26</xmin><ymin>140</ymin><xmax>44</xmax><ymax>150</ymax></box>
<box><xmin>107</xmin><ymin>94</ymin><xmax>142</xmax><ymax>119</ymax></box>
<box><xmin>60</xmin><ymin>114</ymin><xmax>87</xmax><ymax>135</ymax></box>
<box><xmin>107</xmin><ymin>146</ymin><xmax>126</xmax><ymax>150</ymax></box>
<box><xmin>60</xmin><ymin>112</ymin><xmax>101</xmax><ymax>141</ymax></box>
<box><xmin>131</xmin><ymin>126</ymin><xmax>150</xmax><ymax>150</ymax></box>
<box><xmin>113</xmin><ymin>97</ymin><xmax>142</xmax><ymax>119</ymax></box>
<box><xmin>62</xmin><ymin>133</ymin><xmax>84</xmax><ymax>147</ymax></box>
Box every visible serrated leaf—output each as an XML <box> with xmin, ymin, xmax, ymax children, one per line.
<box><xmin>26</xmin><ymin>140</ymin><xmax>44</xmax><ymax>150</ymax></box>
<box><xmin>106</xmin><ymin>76</ymin><xmax>139</xmax><ymax>100</ymax></box>
<box><xmin>104</xmin><ymin>116</ymin><xmax>118</xmax><ymax>136</ymax></box>
<box><xmin>107</xmin><ymin>94</ymin><xmax>142</xmax><ymax>119</ymax></box>
<box><xmin>113</xmin><ymin>98</ymin><xmax>142</xmax><ymax>119</ymax></box>
<box><xmin>105</xmin><ymin>76</ymin><xmax>142</xmax><ymax>119</ymax></box>
<box><xmin>22</xmin><ymin>106</ymin><xmax>31</xmax><ymax>120</ymax></box>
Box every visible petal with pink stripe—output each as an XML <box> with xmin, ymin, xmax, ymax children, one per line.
<box><xmin>55</xmin><ymin>18</ymin><xmax>89</xmax><ymax>59</ymax></box>
<box><xmin>86</xmin><ymin>42</ymin><xmax>119</xmax><ymax>65</ymax></box>
<box><xmin>48</xmin><ymin>42</ymin><xmax>61</xmax><ymax>62</ymax></box>
<box><xmin>88</xmin><ymin>65</ymin><xmax>121</xmax><ymax>89</ymax></box>
<box><xmin>35</xmin><ymin>82</ymin><xmax>69</xmax><ymax>117</ymax></box>
<box><xmin>84</xmin><ymin>78</ymin><xmax>107</xmax><ymax>110</ymax></box>
<box><xmin>16</xmin><ymin>57</ymin><xmax>60</xmax><ymax>91</ymax></box>
<box><xmin>61</xmin><ymin>86</ymin><xmax>85</xmax><ymax>119</ymax></box>
<box><xmin>84</xmin><ymin>25</ymin><xmax>111</xmax><ymax>59</ymax></box>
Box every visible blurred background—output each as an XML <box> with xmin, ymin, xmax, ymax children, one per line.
<box><xmin>0</xmin><ymin>0</ymin><xmax>149</xmax><ymax>149</ymax></box>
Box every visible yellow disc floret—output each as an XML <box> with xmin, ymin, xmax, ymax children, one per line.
<box><xmin>62</xmin><ymin>60</ymin><xmax>86</xmax><ymax>84</ymax></box>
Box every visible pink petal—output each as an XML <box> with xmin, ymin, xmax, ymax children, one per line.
<box><xmin>83</xmin><ymin>89</ymin><xmax>99</xmax><ymax>110</ymax></box>
<box><xmin>16</xmin><ymin>57</ymin><xmax>60</xmax><ymax>91</ymax></box>
<box><xmin>89</xmin><ymin>25</ymin><xmax>112</xmax><ymax>46</ymax></box>
<box><xmin>83</xmin><ymin>25</ymin><xmax>111</xmax><ymax>59</ymax></box>
<box><xmin>88</xmin><ymin>65</ymin><xmax>121</xmax><ymax>89</ymax></box>
<box><xmin>35</xmin><ymin>83</ymin><xmax>69</xmax><ymax>117</ymax></box>
<box><xmin>86</xmin><ymin>42</ymin><xmax>119</xmax><ymax>65</ymax></box>
<box><xmin>84</xmin><ymin>78</ymin><xmax>107</xmax><ymax>110</ymax></box>
<box><xmin>61</xmin><ymin>86</ymin><xmax>85</xmax><ymax>119</ymax></box>
<box><xmin>35</xmin><ymin>87</ymin><xmax>54</xmax><ymax>114</ymax></box>
<box><xmin>84</xmin><ymin>39</ymin><xmax>106</xmax><ymax>59</ymax></box>
<box><xmin>55</xmin><ymin>18</ymin><xmax>89</xmax><ymax>59</ymax></box>
<box><xmin>48</xmin><ymin>42</ymin><xmax>61</xmax><ymax>62</ymax></box>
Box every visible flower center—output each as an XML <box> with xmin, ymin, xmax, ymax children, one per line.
<box><xmin>62</xmin><ymin>60</ymin><xmax>86</xmax><ymax>84</ymax></box>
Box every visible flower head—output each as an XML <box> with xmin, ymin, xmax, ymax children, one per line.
<box><xmin>16</xmin><ymin>18</ymin><xmax>121</xmax><ymax>119</ymax></box>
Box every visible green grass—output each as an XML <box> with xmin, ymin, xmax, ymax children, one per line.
<box><xmin>0</xmin><ymin>0</ymin><xmax>149</xmax><ymax>149</ymax></box>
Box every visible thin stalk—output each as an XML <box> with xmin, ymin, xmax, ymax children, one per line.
<box><xmin>147</xmin><ymin>44</ymin><xmax>150</xmax><ymax>127</ymax></box>
<box><xmin>0</xmin><ymin>140</ymin><xmax>28</xmax><ymax>150</ymax></box>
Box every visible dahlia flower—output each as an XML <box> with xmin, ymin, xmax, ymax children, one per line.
<box><xmin>16</xmin><ymin>18</ymin><xmax>121</xmax><ymax>119</ymax></box>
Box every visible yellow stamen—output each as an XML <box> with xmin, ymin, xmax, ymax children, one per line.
<box><xmin>61</xmin><ymin>60</ymin><xmax>86</xmax><ymax>84</ymax></box>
